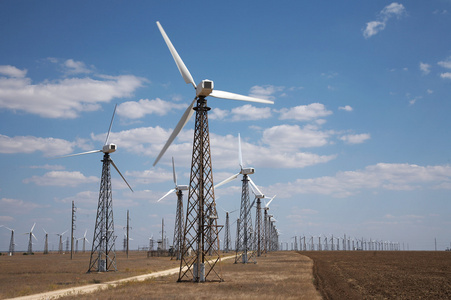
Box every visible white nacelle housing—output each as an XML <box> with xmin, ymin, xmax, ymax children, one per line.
<box><xmin>196</xmin><ymin>80</ymin><xmax>214</xmax><ymax>97</ymax></box>
<box><xmin>241</xmin><ymin>167</ymin><xmax>255</xmax><ymax>175</ymax></box>
<box><xmin>178</xmin><ymin>185</ymin><xmax>189</xmax><ymax>191</ymax></box>
<box><xmin>103</xmin><ymin>144</ymin><xmax>117</xmax><ymax>154</ymax></box>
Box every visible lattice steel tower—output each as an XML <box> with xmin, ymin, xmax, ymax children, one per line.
<box><xmin>88</xmin><ymin>153</ymin><xmax>117</xmax><ymax>273</ymax></box>
<box><xmin>177</xmin><ymin>97</ymin><xmax>223</xmax><ymax>282</ymax></box>
<box><xmin>172</xmin><ymin>189</ymin><xmax>184</xmax><ymax>260</ymax></box>
<box><xmin>255</xmin><ymin>198</ymin><xmax>263</xmax><ymax>257</ymax></box>
<box><xmin>223</xmin><ymin>211</ymin><xmax>231</xmax><ymax>253</ymax></box>
<box><xmin>235</xmin><ymin>175</ymin><xmax>255</xmax><ymax>264</ymax></box>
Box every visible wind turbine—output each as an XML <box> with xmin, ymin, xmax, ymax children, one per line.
<box><xmin>219</xmin><ymin>207</ymin><xmax>238</xmax><ymax>253</ymax></box>
<box><xmin>43</xmin><ymin>228</ymin><xmax>49</xmax><ymax>254</ymax></box>
<box><xmin>24</xmin><ymin>223</ymin><xmax>37</xmax><ymax>254</ymax></box>
<box><xmin>1</xmin><ymin>226</ymin><xmax>15</xmax><ymax>256</ymax></box>
<box><xmin>154</xmin><ymin>21</ymin><xmax>273</xmax><ymax>282</ymax></box>
<box><xmin>59</xmin><ymin>104</ymin><xmax>132</xmax><ymax>272</ymax></box>
<box><xmin>81</xmin><ymin>229</ymin><xmax>90</xmax><ymax>253</ymax></box>
<box><xmin>157</xmin><ymin>157</ymin><xmax>188</xmax><ymax>261</ymax></box>
<box><xmin>215</xmin><ymin>134</ymin><xmax>261</xmax><ymax>264</ymax></box>
<box><xmin>56</xmin><ymin>230</ymin><xmax>68</xmax><ymax>254</ymax></box>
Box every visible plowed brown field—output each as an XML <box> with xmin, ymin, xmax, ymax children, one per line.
<box><xmin>303</xmin><ymin>251</ymin><xmax>451</xmax><ymax>299</ymax></box>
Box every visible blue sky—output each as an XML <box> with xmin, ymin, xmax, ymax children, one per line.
<box><xmin>1</xmin><ymin>1</ymin><xmax>451</xmax><ymax>252</ymax></box>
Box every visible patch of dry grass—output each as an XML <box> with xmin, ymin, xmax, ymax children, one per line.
<box><xmin>0</xmin><ymin>251</ymin><xmax>179</xmax><ymax>299</ymax></box>
<box><xmin>59</xmin><ymin>252</ymin><xmax>321</xmax><ymax>300</ymax></box>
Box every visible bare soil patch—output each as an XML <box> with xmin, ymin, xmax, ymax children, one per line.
<box><xmin>303</xmin><ymin>251</ymin><xmax>451</xmax><ymax>299</ymax></box>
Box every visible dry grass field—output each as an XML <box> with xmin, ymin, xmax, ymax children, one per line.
<box><xmin>0</xmin><ymin>251</ymin><xmax>320</xmax><ymax>299</ymax></box>
<box><xmin>0</xmin><ymin>251</ymin><xmax>179</xmax><ymax>299</ymax></box>
<box><xmin>303</xmin><ymin>251</ymin><xmax>451</xmax><ymax>299</ymax></box>
<box><xmin>3</xmin><ymin>250</ymin><xmax>449</xmax><ymax>299</ymax></box>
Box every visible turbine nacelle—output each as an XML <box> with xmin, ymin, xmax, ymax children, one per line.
<box><xmin>177</xmin><ymin>185</ymin><xmax>189</xmax><ymax>191</ymax></box>
<box><xmin>102</xmin><ymin>143</ymin><xmax>117</xmax><ymax>154</ymax></box>
<box><xmin>240</xmin><ymin>167</ymin><xmax>255</xmax><ymax>175</ymax></box>
<box><xmin>196</xmin><ymin>80</ymin><xmax>214</xmax><ymax>97</ymax></box>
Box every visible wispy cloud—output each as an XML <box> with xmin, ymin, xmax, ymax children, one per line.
<box><xmin>363</xmin><ymin>2</ymin><xmax>406</xmax><ymax>38</ymax></box>
<box><xmin>249</xmin><ymin>85</ymin><xmax>284</xmax><ymax>100</ymax></box>
<box><xmin>339</xmin><ymin>133</ymin><xmax>370</xmax><ymax>144</ymax></box>
<box><xmin>419</xmin><ymin>62</ymin><xmax>431</xmax><ymax>75</ymax></box>
<box><xmin>269</xmin><ymin>163</ymin><xmax>451</xmax><ymax>198</ymax></box>
<box><xmin>339</xmin><ymin>105</ymin><xmax>353</xmax><ymax>112</ymax></box>
<box><xmin>23</xmin><ymin>171</ymin><xmax>98</xmax><ymax>187</ymax></box>
<box><xmin>278</xmin><ymin>103</ymin><xmax>332</xmax><ymax>121</ymax></box>
<box><xmin>0</xmin><ymin>134</ymin><xmax>76</xmax><ymax>157</ymax></box>
<box><xmin>117</xmin><ymin>98</ymin><xmax>185</xmax><ymax>119</ymax></box>
<box><xmin>0</xmin><ymin>63</ymin><xmax>146</xmax><ymax>118</ymax></box>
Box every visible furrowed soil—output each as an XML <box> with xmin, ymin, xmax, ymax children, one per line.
<box><xmin>0</xmin><ymin>251</ymin><xmax>320</xmax><ymax>299</ymax></box>
<box><xmin>303</xmin><ymin>251</ymin><xmax>451</xmax><ymax>299</ymax></box>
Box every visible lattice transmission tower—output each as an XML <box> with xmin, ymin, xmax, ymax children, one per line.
<box><xmin>235</xmin><ymin>175</ymin><xmax>255</xmax><ymax>264</ymax></box>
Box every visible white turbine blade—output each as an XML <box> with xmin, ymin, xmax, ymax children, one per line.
<box><xmin>104</xmin><ymin>103</ymin><xmax>117</xmax><ymax>145</ymax></box>
<box><xmin>56</xmin><ymin>149</ymin><xmax>102</xmax><ymax>158</ymax></box>
<box><xmin>156</xmin><ymin>21</ymin><xmax>196</xmax><ymax>88</ymax></box>
<box><xmin>110</xmin><ymin>159</ymin><xmax>134</xmax><ymax>192</ymax></box>
<box><xmin>238</xmin><ymin>133</ymin><xmax>243</xmax><ymax>168</ymax></box>
<box><xmin>265</xmin><ymin>195</ymin><xmax>276</xmax><ymax>208</ymax></box>
<box><xmin>248</xmin><ymin>176</ymin><xmax>263</xmax><ymax>196</ymax></box>
<box><xmin>210</xmin><ymin>90</ymin><xmax>274</xmax><ymax>104</ymax></box>
<box><xmin>214</xmin><ymin>172</ymin><xmax>240</xmax><ymax>189</ymax></box>
<box><xmin>157</xmin><ymin>188</ymin><xmax>176</xmax><ymax>202</ymax></box>
<box><xmin>32</xmin><ymin>233</ymin><xmax>38</xmax><ymax>241</ymax></box>
<box><xmin>30</xmin><ymin>223</ymin><xmax>36</xmax><ymax>232</ymax></box>
<box><xmin>62</xmin><ymin>230</ymin><xmax>68</xmax><ymax>236</ymax></box>
<box><xmin>84</xmin><ymin>229</ymin><xmax>87</xmax><ymax>238</ymax></box>
<box><xmin>153</xmin><ymin>98</ymin><xmax>196</xmax><ymax>166</ymax></box>
<box><xmin>172</xmin><ymin>157</ymin><xmax>177</xmax><ymax>186</ymax></box>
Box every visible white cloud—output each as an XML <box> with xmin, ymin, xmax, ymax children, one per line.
<box><xmin>230</xmin><ymin>104</ymin><xmax>272</xmax><ymax>121</ymax></box>
<box><xmin>209</xmin><ymin>108</ymin><xmax>229</xmax><ymax>120</ymax></box>
<box><xmin>249</xmin><ymin>85</ymin><xmax>284</xmax><ymax>100</ymax></box>
<box><xmin>63</xmin><ymin>59</ymin><xmax>93</xmax><ymax>74</ymax></box>
<box><xmin>0</xmin><ymin>64</ymin><xmax>145</xmax><ymax>118</ymax></box>
<box><xmin>339</xmin><ymin>133</ymin><xmax>370</xmax><ymax>144</ymax></box>
<box><xmin>262</xmin><ymin>124</ymin><xmax>330</xmax><ymax>149</ymax></box>
<box><xmin>363</xmin><ymin>3</ymin><xmax>406</xmax><ymax>38</ymax></box>
<box><xmin>419</xmin><ymin>62</ymin><xmax>431</xmax><ymax>75</ymax></box>
<box><xmin>0</xmin><ymin>197</ymin><xmax>41</xmax><ymax>215</ymax></box>
<box><xmin>339</xmin><ymin>105</ymin><xmax>353</xmax><ymax>112</ymax></box>
<box><xmin>0</xmin><ymin>65</ymin><xmax>27</xmax><ymax>78</ymax></box>
<box><xmin>117</xmin><ymin>98</ymin><xmax>185</xmax><ymax>119</ymax></box>
<box><xmin>29</xmin><ymin>164</ymin><xmax>65</xmax><ymax>170</ymax></box>
<box><xmin>438</xmin><ymin>57</ymin><xmax>451</xmax><ymax>69</ymax></box>
<box><xmin>269</xmin><ymin>163</ymin><xmax>451</xmax><ymax>198</ymax></box>
<box><xmin>209</xmin><ymin>132</ymin><xmax>336</xmax><ymax>169</ymax></box>
<box><xmin>440</xmin><ymin>72</ymin><xmax>451</xmax><ymax>79</ymax></box>
<box><xmin>0</xmin><ymin>134</ymin><xmax>76</xmax><ymax>157</ymax></box>
<box><xmin>23</xmin><ymin>171</ymin><xmax>98</xmax><ymax>187</ymax></box>
<box><xmin>278</xmin><ymin>103</ymin><xmax>332</xmax><ymax>121</ymax></box>
<box><xmin>126</xmin><ymin>168</ymin><xmax>173</xmax><ymax>184</ymax></box>
<box><xmin>363</xmin><ymin>21</ymin><xmax>386</xmax><ymax>39</ymax></box>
